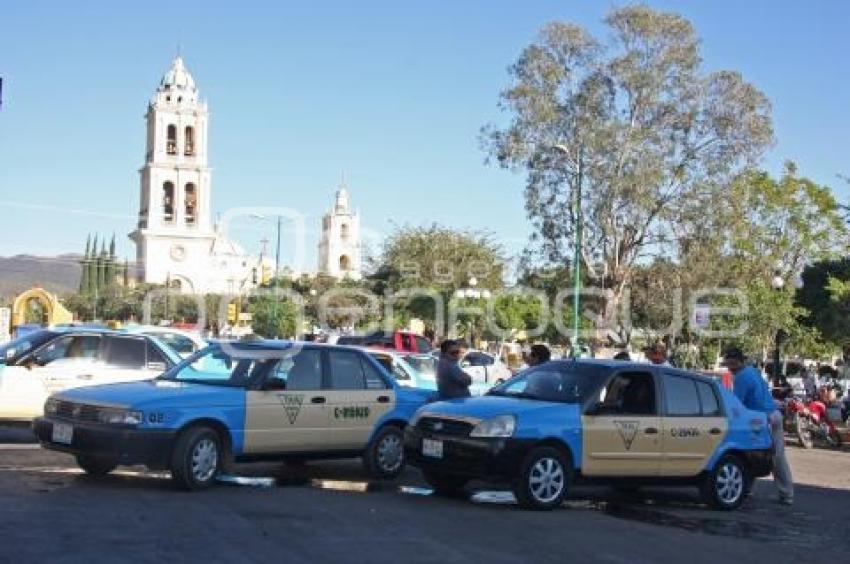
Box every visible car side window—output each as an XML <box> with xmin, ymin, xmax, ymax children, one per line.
<box><xmin>329</xmin><ymin>350</ymin><xmax>367</xmax><ymax>390</ymax></box>
<box><xmin>599</xmin><ymin>371</ymin><xmax>656</xmax><ymax>415</ymax></box>
<box><xmin>361</xmin><ymin>357</ymin><xmax>390</xmax><ymax>389</ymax></box>
<box><xmin>104</xmin><ymin>337</ymin><xmax>147</xmax><ymax>369</ymax></box>
<box><xmin>664</xmin><ymin>374</ymin><xmax>701</xmax><ymax>417</ymax></box>
<box><xmin>415</xmin><ymin>336</ymin><xmax>431</xmax><ymax>353</ymax></box>
<box><xmin>271</xmin><ymin>349</ymin><xmax>322</xmax><ymax>391</ymax></box>
<box><xmin>696</xmin><ymin>380</ymin><xmax>721</xmax><ymax>416</ymax></box>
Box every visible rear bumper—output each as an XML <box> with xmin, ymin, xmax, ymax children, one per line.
<box><xmin>742</xmin><ymin>449</ymin><xmax>773</xmax><ymax>478</ymax></box>
<box><xmin>404</xmin><ymin>426</ymin><xmax>530</xmax><ymax>482</ymax></box>
<box><xmin>33</xmin><ymin>417</ymin><xmax>176</xmax><ymax>469</ymax></box>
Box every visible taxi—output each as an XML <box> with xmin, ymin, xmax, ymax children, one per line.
<box><xmin>33</xmin><ymin>341</ymin><xmax>431</xmax><ymax>490</ymax></box>
<box><xmin>405</xmin><ymin>359</ymin><xmax>773</xmax><ymax>510</ymax></box>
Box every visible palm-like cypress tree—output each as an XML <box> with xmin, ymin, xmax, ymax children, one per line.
<box><xmin>79</xmin><ymin>234</ymin><xmax>91</xmax><ymax>293</ymax></box>
<box><xmin>87</xmin><ymin>234</ymin><xmax>99</xmax><ymax>295</ymax></box>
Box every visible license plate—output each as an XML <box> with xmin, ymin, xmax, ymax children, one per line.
<box><xmin>52</xmin><ymin>422</ymin><xmax>73</xmax><ymax>445</ymax></box>
<box><xmin>422</xmin><ymin>438</ymin><xmax>443</xmax><ymax>459</ymax></box>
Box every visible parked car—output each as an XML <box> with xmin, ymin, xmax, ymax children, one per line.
<box><xmin>124</xmin><ymin>325</ymin><xmax>207</xmax><ymax>358</ymax></box>
<box><xmin>337</xmin><ymin>330</ymin><xmax>432</xmax><ymax>353</ymax></box>
<box><xmin>461</xmin><ymin>350</ymin><xmax>513</xmax><ymax>385</ymax></box>
<box><xmin>367</xmin><ymin>350</ymin><xmax>491</xmax><ymax>396</ymax></box>
<box><xmin>0</xmin><ymin>328</ymin><xmax>180</xmax><ymax>421</ymax></box>
<box><xmin>405</xmin><ymin>359</ymin><xmax>773</xmax><ymax>510</ymax></box>
<box><xmin>33</xmin><ymin>340</ymin><xmax>431</xmax><ymax>490</ymax></box>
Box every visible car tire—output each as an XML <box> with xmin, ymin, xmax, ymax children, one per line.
<box><xmin>170</xmin><ymin>426</ymin><xmax>221</xmax><ymax>491</ymax></box>
<box><xmin>363</xmin><ymin>425</ymin><xmax>405</xmax><ymax>480</ymax></box>
<box><xmin>421</xmin><ymin>469</ymin><xmax>469</xmax><ymax>496</ymax></box>
<box><xmin>795</xmin><ymin>415</ymin><xmax>813</xmax><ymax>449</ymax></box>
<box><xmin>701</xmin><ymin>454</ymin><xmax>748</xmax><ymax>510</ymax></box>
<box><xmin>513</xmin><ymin>447</ymin><xmax>572</xmax><ymax>510</ymax></box>
<box><xmin>76</xmin><ymin>455</ymin><xmax>117</xmax><ymax>476</ymax></box>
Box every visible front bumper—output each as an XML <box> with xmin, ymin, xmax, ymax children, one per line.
<box><xmin>33</xmin><ymin>417</ymin><xmax>177</xmax><ymax>469</ymax></box>
<box><xmin>404</xmin><ymin>425</ymin><xmax>530</xmax><ymax>482</ymax></box>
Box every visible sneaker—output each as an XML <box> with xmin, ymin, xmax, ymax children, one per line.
<box><xmin>779</xmin><ymin>497</ymin><xmax>793</xmax><ymax>506</ymax></box>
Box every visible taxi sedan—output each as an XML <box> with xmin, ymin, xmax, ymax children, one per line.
<box><xmin>405</xmin><ymin>360</ymin><xmax>773</xmax><ymax>510</ymax></box>
<box><xmin>33</xmin><ymin>341</ymin><xmax>431</xmax><ymax>490</ymax></box>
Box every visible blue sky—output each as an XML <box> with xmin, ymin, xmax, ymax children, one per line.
<box><xmin>1</xmin><ymin>0</ymin><xmax>848</xmax><ymax>271</ymax></box>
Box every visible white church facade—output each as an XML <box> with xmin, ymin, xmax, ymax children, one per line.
<box><xmin>129</xmin><ymin>57</ymin><xmax>361</xmax><ymax>293</ymax></box>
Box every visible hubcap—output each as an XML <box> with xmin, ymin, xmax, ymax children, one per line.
<box><xmin>377</xmin><ymin>434</ymin><xmax>403</xmax><ymax>473</ymax></box>
<box><xmin>715</xmin><ymin>462</ymin><xmax>743</xmax><ymax>504</ymax></box>
<box><xmin>191</xmin><ymin>438</ymin><xmax>218</xmax><ymax>482</ymax></box>
<box><xmin>529</xmin><ymin>457</ymin><xmax>565</xmax><ymax>504</ymax></box>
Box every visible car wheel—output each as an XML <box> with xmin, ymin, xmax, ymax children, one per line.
<box><xmin>76</xmin><ymin>455</ymin><xmax>117</xmax><ymax>476</ymax></box>
<box><xmin>701</xmin><ymin>454</ymin><xmax>748</xmax><ymax>510</ymax></box>
<box><xmin>421</xmin><ymin>469</ymin><xmax>468</xmax><ymax>496</ymax></box>
<box><xmin>513</xmin><ymin>447</ymin><xmax>572</xmax><ymax>510</ymax></box>
<box><xmin>363</xmin><ymin>426</ymin><xmax>405</xmax><ymax>480</ymax></box>
<box><xmin>170</xmin><ymin>426</ymin><xmax>221</xmax><ymax>491</ymax></box>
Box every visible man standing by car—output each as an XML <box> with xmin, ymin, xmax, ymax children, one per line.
<box><xmin>436</xmin><ymin>339</ymin><xmax>472</xmax><ymax>399</ymax></box>
<box><xmin>525</xmin><ymin>344</ymin><xmax>551</xmax><ymax>367</ymax></box>
<box><xmin>723</xmin><ymin>347</ymin><xmax>794</xmax><ymax>506</ymax></box>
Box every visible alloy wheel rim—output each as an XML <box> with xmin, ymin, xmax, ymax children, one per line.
<box><xmin>377</xmin><ymin>434</ymin><xmax>403</xmax><ymax>472</ymax></box>
<box><xmin>529</xmin><ymin>457</ymin><xmax>565</xmax><ymax>504</ymax></box>
<box><xmin>715</xmin><ymin>462</ymin><xmax>743</xmax><ymax>504</ymax></box>
<box><xmin>191</xmin><ymin>438</ymin><xmax>218</xmax><ymax>482</ymax></box>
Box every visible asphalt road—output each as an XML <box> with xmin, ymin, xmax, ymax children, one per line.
<box><xmin>1</xmin><ymin>426</ymin><xmax>848</xmax><ymax>564</ymax></box>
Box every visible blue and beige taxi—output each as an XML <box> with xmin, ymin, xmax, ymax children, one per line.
<box><xmin>405</xmin><ymin>359</ymin><xmax>774</xmax><ymax>510</ymax></box>
<box><xmin>33</xmin><ymin>340</ymin><xmax>430</xmax><ymax>490</ymax></box>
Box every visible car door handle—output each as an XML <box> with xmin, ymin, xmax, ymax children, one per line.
<box><xmin>710</xmin><ymin>428</ymin><xmax>722</xmax><ymax>435</ymax></box>
<box><xmin>644</xmin><ymin>427</ymin><xmax>658</xmax><ymax>434</ymax></box>
<box><xmin>311</xmin><ymin>396</ymin><xmax>326</xmax><ymax>404</ymax></box>
<box><xmin>377</xmin><ymin>396</ymin><xmax>390</xmax><ymax>403</ymax></box>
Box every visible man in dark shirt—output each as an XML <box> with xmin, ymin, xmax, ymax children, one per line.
<box><xmin>436</xmin><ymin>339</ymin><xmax>473</xmax><ymax>399</ymax></box>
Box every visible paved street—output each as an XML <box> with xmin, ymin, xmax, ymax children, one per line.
<box><xmin>1</xmin><ymin>426</ymin><xmax>848</xmax><ymax>564</ymax></box>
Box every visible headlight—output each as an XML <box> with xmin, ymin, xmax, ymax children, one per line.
<box><xmin>470</xmin><ymin>415</ymin><xmax>516</xmax><ymax>438</ymax></box>
<box><xmin>44</xmin><ymin>398</ymin><xmax>59</xmax><ymax>416</ymax></box>
<box><xmin>98</xmin><ymin>409</ymin><xmax>143</xmax><ymax>426</ymax></box>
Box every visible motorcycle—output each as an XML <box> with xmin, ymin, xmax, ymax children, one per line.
<box><xmin>781</xmin><ymin>394</ymin><xmax>843</xmax><ymax>449</ymax></box>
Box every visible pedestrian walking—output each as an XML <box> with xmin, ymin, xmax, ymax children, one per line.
<box><xmin>723</xmin><ymin>347</ymin><xmax>794</xmax><ymax>506</ymax></box>
<box><xmin>436</xmin><ymin>339</ymin><xmax>473</xmax><ymax>400</ymax></box>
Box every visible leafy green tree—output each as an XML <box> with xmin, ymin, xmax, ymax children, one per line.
<box><xmin>250</xmin><ymin>296</ymin><xmax>298</xmax><ymax>338</ymax></box>
<box><xmin>483</xmin><ymin>5</ymin><xmax>773</xmax><ymax>327</ymax></box>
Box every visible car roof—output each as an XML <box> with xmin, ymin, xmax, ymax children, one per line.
<box><xmin>546</xmin><ymin>358</ymin><xmax>718</xmax><ymax>384</ymax></box>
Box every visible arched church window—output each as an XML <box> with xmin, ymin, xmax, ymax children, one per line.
<box><xmin>185</xmin><ymin>183</ymin><xmax>197</xmax><ymax>225</ymax></box>
<box><xmin>339</xmin><ymin>255</ymin><xmax>351</xmax><ymax>272</ymax></box>
<box><xmin>166</xmin><ymin>125</ymin><xmax>177</xmax><ymax>155</ymax></box>
<box><xmin>184</xmin><ymin>126</ymin><xmax>195</xmax><ymax>156</ymax></box>
<box><xmin>163</xmin><ymin>182</ymin><xmax>175</xmax><ymax>223</ymax></box>
<box><xmin>340</xmin><ymin>223</ymin><xmax>349</xmax><ymax>241</ymax></box>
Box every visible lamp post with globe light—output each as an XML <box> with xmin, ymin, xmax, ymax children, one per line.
<box><xmin>454</xmin><ymin>277</ymin><xmax>491</xmax><ymax>349</ymax></box>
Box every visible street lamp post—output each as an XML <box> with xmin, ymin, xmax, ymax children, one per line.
<box><xmin>554</xmin><ymin>143</ymin><xmax>584</xmax><ymax>357</ymax></box>
<box><xmin>771</xmin><ymin>262</ymin><xmax>786</xmax><ymax>383</ymax></box>
<box><xmin>454</xmin><ymin>277</ymin><xmax>491</xmax><ymax>349</ymax></box>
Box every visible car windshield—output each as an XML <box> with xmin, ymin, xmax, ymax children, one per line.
<box><xmin>0</xmin><ymin>331</ymin><xmax>58</xmax><ymax>363</ymax></box>
<box><xmin>403</xmin><ymin>354</ymin><xmax>437</xmax><ymax>376</ymax></box>
<box><xmin>488</xmin><ymin>364</ymin><xmax>607</xmax><ymax>403</ymax></box>
<box><xmin>159</xmin><ymin>344</ymin><xmax>288</xmax><ymax>388</ymax></box>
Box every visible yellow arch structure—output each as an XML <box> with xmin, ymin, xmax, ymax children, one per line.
<box><xmin>11</xmin><ymin>287</ymin><xmax>74</xmax><ymax>329</ymax></box>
